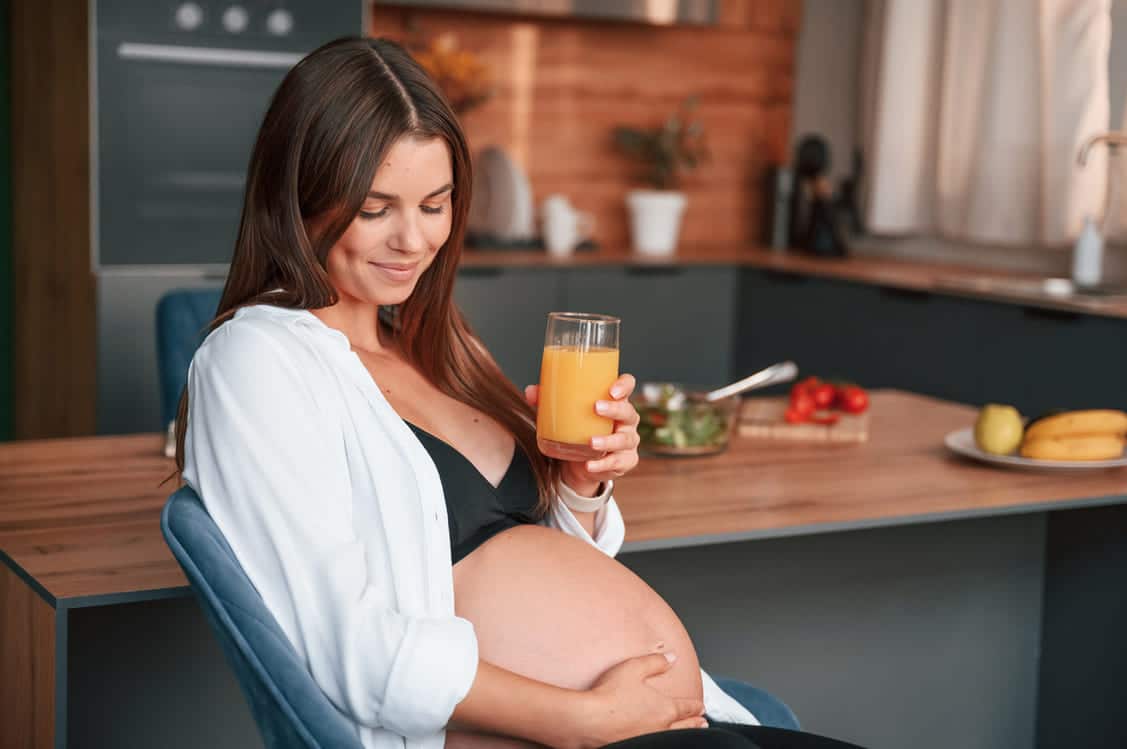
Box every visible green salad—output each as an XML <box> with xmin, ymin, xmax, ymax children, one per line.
<box><xmin>635</xmin><ymin>384</ymin><xmax>733</xmax><ymax>451</ymax></box>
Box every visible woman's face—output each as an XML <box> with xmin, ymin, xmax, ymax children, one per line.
<box><xmin>322</xmin><ymin>135</ymin><xmax>454</xmax><ymax>307</ymax></box>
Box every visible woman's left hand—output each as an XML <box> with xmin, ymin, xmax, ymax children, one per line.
<box><xmin>524</xmin><ymin>374</ymin><xmax>641</xmax><ymax>494</ymax></box>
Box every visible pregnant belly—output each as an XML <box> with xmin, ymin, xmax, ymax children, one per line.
<box><xmin>452</xmin><ymin>524</ymin><xmax>702</xmax><ymax>700</ymax></box>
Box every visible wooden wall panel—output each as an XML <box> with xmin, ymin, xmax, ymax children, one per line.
<box><xmin>371</xmin><ymin>2</ymin><xmax>800</xmax><ymax>252</ymax></box>
<box><xmin>0</xmin><ymin>564</ymin><xmax>56</xmax><ymax>749</ymax></box>
<box><xmin>10</xmin><ymin>0</ymin><xmax>96</xmax><ymax>440</ymax></box>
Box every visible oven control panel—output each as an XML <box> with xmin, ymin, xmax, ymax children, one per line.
<box><xmin>171</xmin><ymin>3</ymin><xmax>295</xmax><ymax>36</ymax></box>
<box><xmin>97</xmin><ymin>0</ymin><xmax>358</xmax><ymax>47</ymax></box>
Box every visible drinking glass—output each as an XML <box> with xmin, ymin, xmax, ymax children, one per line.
<box><xmin>536</xmin><ymin>312</ymin><xmax>621</xmax><ymax>461</ymax></box>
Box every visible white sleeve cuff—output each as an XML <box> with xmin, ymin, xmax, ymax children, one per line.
<box><xmin>544</xmin><ymin>493</ymin><xmax>626</xmax><ymax>557</ymax></box>
<box><xmin>557</xmin><ymin>478</ymin><xmax>614</xmax><ymax>513</ymax></box>
<box><xmin>379</xmin><ymin>616</ymin><xmax>479</xmax><ymax>738</ymax></box>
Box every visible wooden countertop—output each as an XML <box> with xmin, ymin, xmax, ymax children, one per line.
<box><xmin>460</xmin><ymin>246</ymin><xmax>1127</xmax><ymax>320</ymax></box>
<box><xmin>1</xmin><ymin>391</ymin><xmax>1125</xmax><ymax>606</ymax></box>
<box><xmin>616</xmin><ymin>391</ymin><xmax>1127</xmax><ymax>551</ymax></box>
<box><xmin>0</xmin><ymin>433</ymin><xmax>185</xmax><ymax>606</ymax></box>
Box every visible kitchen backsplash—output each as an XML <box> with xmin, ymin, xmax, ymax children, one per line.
<box><xmin>370</xmin><ymin>1</ymin><xmax>800</xmax><ymax>252</ymax></box>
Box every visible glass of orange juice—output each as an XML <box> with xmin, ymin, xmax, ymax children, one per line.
<box><xmin>536</xmin><ymin>312</ymin><xmax>621</xmax><ymax>461</ymax></box>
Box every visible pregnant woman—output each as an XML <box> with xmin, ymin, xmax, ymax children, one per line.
<box><xmin>176</xmin><ymin>37</ymin><xmax>861</xmax><ymax>749</ymax></box>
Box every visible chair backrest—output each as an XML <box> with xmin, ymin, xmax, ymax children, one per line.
<box><xmin>155</xmin><ymin>289</ymin><xmax>223</xmax><ymax>427</ymax></box>
<box><xmin>161</xmin><ymin>486</ymin><xmax>363</xmax><ymax>749</ymax></box>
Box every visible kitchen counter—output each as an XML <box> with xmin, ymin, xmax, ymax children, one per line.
<box><xmin>1</xmin><ymin>390</ymin><xmax>1122</xmax><ymax>605</ymax></box>
<box><xmin>460</xmin><ymin>245</ymin><xmax>1127</xmax><ymax>320</ymax></box>
<box><xmin>622</xmin><ymin>390</ymin><xmax>1127</xmax><ymax>548</ymax></box>
<box><xmin>3</xmin><ymin>390</ymin><xmax>1124</xmax><ymax>748</ymax></box>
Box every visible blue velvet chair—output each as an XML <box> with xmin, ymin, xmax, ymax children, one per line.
<box><xmin>162</xmin><ymin>485</ymin><xmax>364</xmax><ymax>749</ymax></box>
<box><xmin>155</xmin><ymin>288</ymin><xmax>223</xmax><ymax>429</ymax></box>
<box><xmin>712</xmin><ymin>678</ymin><xmax>800</xmax><ymax>732</ymax></box>
<box><xmin>162</xmin><ymin>486</ymin><xmax>799</xmax><ymax>748</ymax></box>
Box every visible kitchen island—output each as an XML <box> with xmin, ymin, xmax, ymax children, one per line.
<box><xmin>2</xmin><ymin>391</ymin><xmax>1124</xmax><ymax>748</ymax></box>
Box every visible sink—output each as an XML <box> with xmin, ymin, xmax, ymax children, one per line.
<box><xmin>935</xmin><ymin>275</ymin><xmax>1127</xmax><ymax>302</ymax></box>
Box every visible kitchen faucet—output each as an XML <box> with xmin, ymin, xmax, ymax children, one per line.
<box><xmin>1072</xmin><ymin>131</ymin><xmax>1127</xmax><ymax>288</ymax></box>
<box><xmin>1077</xmin><ymin>131</ymin><xmax>1127</xmax><ymax>166</ymax></box>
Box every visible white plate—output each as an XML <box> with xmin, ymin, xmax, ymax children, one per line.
<box><xmin>944</xmin><ymin>426</ymin><xmax>1127</xmax><ymax>470</ymax></box>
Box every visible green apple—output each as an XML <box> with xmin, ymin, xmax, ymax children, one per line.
<box><xmin>974</xmin><ymin>404</ymin><xmax>1024</xmax><ymax>455</ymax></box>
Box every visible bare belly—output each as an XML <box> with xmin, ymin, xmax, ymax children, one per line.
<box><xmin>452</xmin><ymin>524</ymin><xmax>703</xmax><ymax>700</ymax></box>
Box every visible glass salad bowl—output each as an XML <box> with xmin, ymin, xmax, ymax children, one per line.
<box><xmin>631</xmin><ymin>382</ymin><xmax>741</xmax><ymax>457</ymax></box>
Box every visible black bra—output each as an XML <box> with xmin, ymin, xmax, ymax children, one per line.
<box><xmin>405</xmin><ymin>422</ymin><xmax>540</xmax><ymax>564</ymax></box>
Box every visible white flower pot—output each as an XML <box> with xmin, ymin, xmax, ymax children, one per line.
<box><xmin>626</xmin><ymin>190</ymin><xmax>687</xmax><ymax>256</ymax></box>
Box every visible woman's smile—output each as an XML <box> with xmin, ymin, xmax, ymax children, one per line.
<box><xmin>369</xmin><ymin>260</ymin><xmax>420</xmax><ymax>283</ymax></box>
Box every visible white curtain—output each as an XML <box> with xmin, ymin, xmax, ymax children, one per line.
<box><xmin>861</xmin><ymin>0</ymin><xmax>1111</xmax><ymax>246</ymax></box>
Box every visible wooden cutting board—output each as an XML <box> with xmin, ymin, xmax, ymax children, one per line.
<box><xmin>739</xmin><ymin>397</ymin><xmax>870</xmax><ymax>443</ymax></box>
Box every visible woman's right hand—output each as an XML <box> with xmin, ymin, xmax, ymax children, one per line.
<box><xmin>571</xmin><ymin>652</ymin><xmax>707</xmax><ymax>749</ymax></box>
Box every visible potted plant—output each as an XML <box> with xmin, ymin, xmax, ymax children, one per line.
<box><xmin>613</xmin><ymin>97</ymin><xmax>708</xmax><ymax>256</ymax></box>
<box><xmin>411</xmin><ymin>32</ymin><xmax>494</xmax><ymax>116</ymax></box>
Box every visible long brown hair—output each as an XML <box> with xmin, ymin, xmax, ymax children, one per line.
<box><xmin>170</xmin><ymin>37</ymin><xmax>560</xmax><ymax>513</ymax></box>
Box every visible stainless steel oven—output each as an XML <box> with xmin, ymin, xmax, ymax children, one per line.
<box><xmin>94</xmin><ymin>0</ymin><xmax>362</xmax><ymax>268</ymax></box>
<box><xmin>93</xmin><ymin>1</ymin><xmax>361</xmax><ymax>435</ymax></box>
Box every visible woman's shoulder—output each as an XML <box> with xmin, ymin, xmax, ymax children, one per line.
<box><xmin>193</xmin><ymin>304</ymin><xmax>323</xmax><ymax>381</ymax></box>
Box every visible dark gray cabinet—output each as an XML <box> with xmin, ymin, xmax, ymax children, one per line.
<box><xmin>965</xmin><ymin>302</ymin><xmax>1127</xmax><ymax>414</ymax></box>
<box><xmin>454</xmin><ymin>267</ymin><xmax>565</xmax><ymax>389</ymax></box>
<box><xmin>736</xmin><ymin>268</ymin><xmax>1127</xmax><ymax>415</ymax></box>
<box><xmin>456</xmin><ymin>264</ymin><xmax>738</xmax><ymax>389</ymax></box>
<box><xmin>563</xmin><ymin>266</ymin><xmax>737</xmax><ymax>387</ymax></box>
<box><xmin>736</xmin><ymin>269</ymin><xmax>975</xmax><ymax>395</ymax></box>
<box><xmin>455</xmin><ymin>262</ymin><xmax>1126</xmax><ymax>416</ymax></box>
<box><xmin>736</xmin><ymin>269</ymin><xmax>882</xmax><ymax>387</ymax></box>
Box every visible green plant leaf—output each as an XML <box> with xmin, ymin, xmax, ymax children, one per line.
<box><xmin>614</xmin><ymin>98</ymin><xmax>708</xmax><ymax>188</ymax></box>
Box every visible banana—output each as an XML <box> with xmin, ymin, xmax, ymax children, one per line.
<box><xmin>1023</xmin><ymin>410</ymin><xmax>1127</xmax><ymax>442</ymax></box>
<box><xmin>1019</xmin><ymin>434</ymin><xmax>1126</xmax><ymax>462</ymax></box>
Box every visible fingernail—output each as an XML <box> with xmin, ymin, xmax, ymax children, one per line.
<box><xmin>698</xmin><ymin>719</ymin><xmax>709</xmax><ymax>728</ymax></box>
<box><xmin>610</xmin><ymin>386</ymin><xmax>624</xmax><ymax>398</ymax></box>
<box><xmin>595</xmin><ymin>401</ymin><xmax>610</xmax><ymax>415</ymax></box>
<box><xmin>664</xmin><ymin>652</ymin><xmax>677</xmax><ymax>663</ymax></box>
<box><xmin>591</xmin><ymin>436</ymin><xmax>605</xmax><ymax>449</ymax></box>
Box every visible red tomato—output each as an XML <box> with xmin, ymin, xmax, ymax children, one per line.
<box><xmin>812</xmin><ymin>383</ymin><xmax>836</xmax><ymax>409</ymax></box>
<box><xmin>796</xmin><ymin>376</ymin><xmax>821</xmax><ymax>394</ymax></box>
<box><xmin>784</xmin><ymin>406</ymin><xmax>807</xmax><ymax>424</ymax></box>
<box><xmin>838</xmin><ymin>386</ymin><xmax>869</xmax><ymax>414</ymax></box>
<box><xmin>790</xmin><ymin>389</ymin><xmax>816</xmax><ymax>418</ymax></box>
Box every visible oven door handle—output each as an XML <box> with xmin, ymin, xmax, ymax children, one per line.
<box><xmin>116</xmin><ymin>42</ymin><xmax>302</xmax><ymax>69</ymax></box>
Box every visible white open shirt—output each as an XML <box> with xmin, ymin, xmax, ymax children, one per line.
<box><xmin>182</xmin><ymin>303</ymin><xmax>756</xmax><ymax>749</ymax></box>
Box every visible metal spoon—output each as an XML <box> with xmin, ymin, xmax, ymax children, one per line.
<box><xmin>703</xmin><ymin>361</ymin><xmax>799</xmax><ymax>402</ymax></box>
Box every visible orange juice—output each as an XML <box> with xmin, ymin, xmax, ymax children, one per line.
<box><xmin>537</xmin><ymin>345</ymin><xmax>620</xmax><ymax>452</ymax></box>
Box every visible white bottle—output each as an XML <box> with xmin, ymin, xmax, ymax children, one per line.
<box><xmin>1071</xmin><ymin>215</ymin><xmax>1104</xmax><ymax>288</ymax></box>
